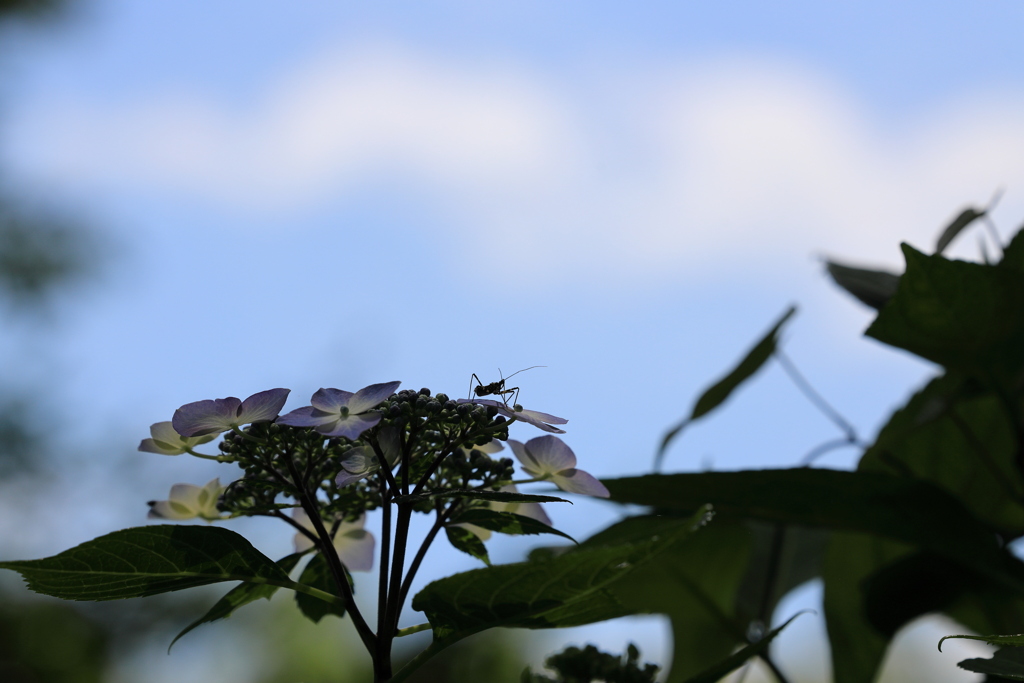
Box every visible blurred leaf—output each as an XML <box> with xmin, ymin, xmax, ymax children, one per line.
<box><xmin>395</xmin><ymin>490</ymin><xmax>569</xmax><ymax>506</ymax></box>
<box><xmin>602</xmin><ymin>469</ymin><xmax>1012</xmax><ymax>583</ymax></box>
<box><xmin>681</xmin><ymin>612</ymin><xmax>805</xmax><ymax>683</ymax></box>
<box><xmin>444</xmin><ymin>526</ymin><xmax>491</xmax><ymax>566</ymax></box>
<box><xmin>413</xmin><ymin>510</ymin><xmax>709</xmax><ymax>647</ymax></box>
<box><xmin>865</xmin><ymin>245</ymin><xmax>1024</xmax><ymax>382</ymax></box>
<box><xmin>295</xmin><ymin>553</ymin><xmax>347</xmax><ymax>623</ymax></box>
<box><xmin>656</xmin><ymin>307</ymin><xmax>796</xmax><ymax>470</ymax></box>
<box><xmin>0</xmin><ymin>525</ymin><xmax>294</xmax><ymax>600</ymax></box>
<box><xmin>449</xmin><ymin>510</ymin><xmax>576</xmax><ymax>543</ymax></box>
<box><xmin>581</xmin><ymin>516</ymin><xmax>752</xmax><ymax>682</ymax></box>
<box><xmin>862</xmin><ymin>552</ymin><xmax>981</xmax><ymax>637</ymax></box>
<box><xmin>1001</xmin><ymin>224</ymin><xmax>1024</xmax><ymax>271</ymax></box>
<box><xmin>858</xmin><ymin>372</ymin><xmax>1024</xmax><ymax>535</ymax></box>
<box><xmin>0</xmin><ymin>600</ymin><xmax>109</xmax><ymax>683</ymax></box>
<box><xmin>825</xmin><ymin>260</ymin><xmax>901</xmax><ymax>310</ymax></box>
<box><xmin>823</xmin><ymin>533</ymin><xmax>912</xmax><ymax>683</ymax></box>
<box><xmin>734</xmin><ymin>523</ymin><xmax>829</xmax><ymax>626</ymax></box>
<box><xmin>956</xmin><ymin>647</ymin><xmax>1024</xmax><ymax>680</ymax></box>
<box><xmin>169</xmin><ymin>553</ymin><xmax>303</xmax><ymax>650</ymax></box>
<box><xmin>936</xmin><ymin>207</ymin><xmax>986</xmax><ymax>254</ymax></box>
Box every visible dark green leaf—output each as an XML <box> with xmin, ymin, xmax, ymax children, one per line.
<box><xmin>823</xmin><ymin>533</ymin><xmax>911</xmax><ymax>683</ymax></box>
<box><xmin>295</xmin><ymin>553</ymin><xmax>347</xmax><ymax>623</ymax></box>
<box><xmin>1000</xmin><ymin>224</ymin><xmax>1024</xmax><ymax>271</ymax></box>
<box><xmin>656</xmin><ymin>306</ymin><xmax>796</xmax><ymax>470</ymax></box>
<box><xmin>0</xmin><ymin>525</ymin><xmax>293</xmax><ymax>601</ymax></box>
<box><xmin>681</xmin><ymin>612</ymin><xmax>806</xmax><ymax>683</ymax></box>
<box><xmin>414</xmin><ymin>510</ymin><xmax>709</xmax><ymax>645</ymax></box>
<box><xmin>825</xmin><ymin>260</ymin><xmax>901</xmax><ymax>310</ymax></box>
<box><xmin>858</xmin><ymin>372</ymin><xmax>1024</xmax><ymax>535</ymax></box>
<box><xmin>395</xmin><ymin>489</ymin><xmax>570</xmax><ymax>506</ymax></box>
<box><xmin>170</xmin><ymin>553</ymin><xmax>303</xmax><ymax>650</ymax></box>
<box><xmin>957</xmin><ymin>647</ymin><xmax>1024</xmax><ymax>680</ymax></box>
<box><xmin>603</xmin><ymin>469</ymin><xmax>1009</xmax><ymax>578</ymax></box>
<box><xmin>581</xmin><ymin>516</ymin><xmax>753</xmax><ymax>682</ymax></box>
<box><xmin>733</xmin><ymin>523</ymin><xmax>829</xmax><ymax>626</ymax></box>
<box><xmin>936</xmin><ymin>207</ymin><xmax>986</xmax><ymax>254</ymax></box>
<box><xmin>941</xmin><ymin>633</ymin><xmax>1024</xmax><ymax>649</ymax></box>
<box><xmin>445</xmin><ymin>526</ymin><xmax>491</xmax><ymax>565</ymax></box>
<box><xmin>865</xmin><ymin>244</ymin><xmax>1024</xmax><ymax>382</ymax></box>
<box><xmin>449</xmin><ymin>510</ymin><xmax>576</xmax><ymax>543</ymax></box>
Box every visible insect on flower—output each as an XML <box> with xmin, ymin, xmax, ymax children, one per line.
<box><xmin>468</xmin><ymin>366</ymin><xmax>545</xmax><ymax>408</ymax></box>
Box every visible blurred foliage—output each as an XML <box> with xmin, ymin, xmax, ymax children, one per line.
<box><xmin>0</xmin><ymin>599</ymin><xmax>108</xmax><ymax>683</ymax></box>
<box><xmin>522</xmin><ymin>643</ymin><xmax>659</xmax><ymax>683</ymax></box>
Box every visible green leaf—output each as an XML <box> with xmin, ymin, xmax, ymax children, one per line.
<box><xmin>449</xmin><ymin>509</ymin><xmax>576</xmax><ymax>543</ymax></box>
<box><xmin>1000</xmin><ymin>224</ymin><xmax>1024</xmax><ymax>271</ymax></box>
<box><xmin>936</xmin><ymin>206</ymin><xmax>986</xmax><ymax>254</ymax></box>
<box><xmin>413</xmin><ymin>509</ymin><xmax>709</xmax><ymax>646</ymax></box>
<box><xmin>394</xmin><ymin>489</ymin><xmax>570</xmax><ymax>506</ymax></box>
<box><xmin>823</xmin><ymin>533</ymin><xmax>912</xmax><ymax>683</ymax></box>
<box><xmin>733</xmin><ymin>523</ymin><xmax>829</xmax><ymax>626</ymax></box>
<box><xmin>602</xmin><ymin>469</ymin><xmax>1012</xmax><ymax>584</ymax></box>
<box><xmin>0</xmin><ymin>525</ymin><xmax>294</xmax><ymax>601</ymax></box>
<box><xmin>581</xmin><ymin>516</ymin><xmax>753</xmax><ymax>682</ymax></box>
<box><xmin>656</xmin><ymin>306</ymin><xmax>796</xmax><ymax>470</ymax></box>
<box><xmin>169</xmin><ymin>552</ymin><xmax>303</xmax><ymax>650</ymax></box>
<box><xmin>865</xmin><ymin>244</ymin><xmax>1024</xmax><ymax>382</ymax></box>
<box><xmin>940</xmin><ymin>633</ymin><xmax>1024</xmax><ymax>649</ymax></box>
<box><xmin>681</xmin><ymin>612</ymin><xmax>806</xmax><ymax>683</ymax></box>
<box><xmin>825</xmin><ymin>260</ymin><xmax>901</xmax><ymax>310</ymax></box>
<box><xmin>858</xmin><ymin>372</ymin><xmax>1024</xmax><ymax>536</ymax></box>
<box><xmin>956</xmin><ymin>647</ymin><xmax>1024</xmax><ymax>680</ymax></box>
<box><xmin>444</xmin><ymin>525</ymin><xmax>491</xmax><ymax>565</ymax></box>
<box><xmin>295</xmin><ymin>553</ymin><xmax>347</xmax><ymax>623</ymax></box>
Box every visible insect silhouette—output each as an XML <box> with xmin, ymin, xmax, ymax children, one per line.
<box><xmin>468</xmin><ymin>366</ymin><xmax>545</xmax><ymax>408</ymax></box>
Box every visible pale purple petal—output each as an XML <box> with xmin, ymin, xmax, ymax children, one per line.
<box><xmin>310</xmin><ymin>388</ymin><xmax>353</xmax><ymax>414</ymax></box>
<box><xmin>172</xmin><ymin>397</ymin><xmax>242</xmax><ymax>437</ymax></box>
<box><xmin>497</xmin><ymin>406</ymin><xmax>566</xmax><ymax>434</ymax></box>
<box><xmin>524</xmin><ymin>435</ymin><xmax>577</xmax><ymax>473</ymax></box>
<box><xmin>552</xmin><ymin>469</ymin><xmax>610</xmax><ymax>498</ymax></box>
<box><xmin>237</xmin><ymin>388</ymin><xmax>290</xmax><ymax>424</ymax></box>
<box><xmin>507</xmin><ymin>440</ymin><xmax>535</xmax><ymax>471</ymax></box>
<box><xmin>277</xmin><ymin>405</ymin><xmax>337</xmax><ymax>428</ymax></box>
<box><xmin>516</xmin><ymin>501</ymin><xmax>554</xmax><ymax>526</ymax></box>
<box><xmin>336</xmin><ymin>470</ymin><xmax>366</xmax><ymax>487</ymax></box>
<box><xmin>347</xmin><ymin>381</ymin><xmax>401</xmax><ymax>414</ymax></box>
<box><xmin>336</xmin><ymin>529</ymin><xmax>375</xmax><ymax>571</ymax></box>
<box><xmin>515</xmin><ymin>408</ymin><xmax>568</xmax><ymax>426</ymax></box>
<box><xmin>319</xmin><ymin>413</ymin><xmax>382</xmax><ymax>440</ymax></box>
<box><xmin>456</xmin><ymin>398</ymin><xmax>503</xmax><ymax>408</ymax></box>
<box><xmin>148</xmin><ymin>500</ymin><xmax>194</xmax><ymax>520</ymax></box>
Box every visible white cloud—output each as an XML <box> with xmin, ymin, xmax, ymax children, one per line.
<box><xmin>8</xmin><ymin>44</ymin><xmax>1024</xmax><ymax>279</ymax></box>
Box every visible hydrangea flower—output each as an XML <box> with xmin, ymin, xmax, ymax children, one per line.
<box><xmin>458</xmin><ymin>438</ymin><xmax>504</xmax><ymax>457</ymax></box>
<box><xmin>148</xmin><ymin>478</ymin><xmax>225</xmax><ymax>521</ymax></box>
<box><xmin>172</xmin><ymin>388</ymin><xmax>291</xmax><ymax>438</ymax></box>
<box><xmin>277</xmin><ymin>381</ymin><xmax>400</xmax><ymax>440</ymax></box>
<box><xmin>459</xmin><ymin>484</ymin><xmax>553</xmax><ymax>541</ymax></box>
<box><xmin>509</xmin><ymin>436</ymin><xmax>609</xmax><ymax>498</ymax></box>
<box><xmin>138</xmin><ymin>421</ymin><xmax>216</xmax><ymax>455</ymax></box>
<box><xmin>457</xmin><ymin>398</ymin><xmax>567</xmax><ymax>434</ymax></box>
<box><xmin>292</xmin><ymin>509</ymin><xmax>375</xmax><ymax>571</ymax></box>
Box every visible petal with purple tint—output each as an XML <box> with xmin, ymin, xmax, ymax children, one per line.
<box><xmin>347</xmin><ymin>381</ymin><xmax>401</xmax><ymax>414</ymax></box>
<box><xmin>140</xmin><ymin>421</ymin><xmax>217</xmax><ymax>455</ymax></box>
<box><xmin>513</xmin><ymin>436</ymin><xmax>577</xmax><ymax>475</ymax></box>
<box><xmin>310</xmin><ymin>388</ymin><xmax>354</xmax><ymax>414</ymax></box>
<box><xmin>172</xmin><ymin>397</ymin><xmax>242</xmax><ymax>437</ymax></box>
<box><xmin>319</xmin><ymin>413</ymin><xmax>383</xmax><ymax>440</ymax></box>
<box><xmin>277</xmin><ymin>405</ymin><xmax>336</xmax><ymax>428</ymax></box>
<box><xmin>237</xmin><ymin>388</ymin><xmax>290</xmax><ymax>424</ymax></box>
<box><xmin>552</xmin><ymin>469</ymin><xmax>610</xmax><ymax>498</ymax></box>
<box><xmin>336</xmin><ymin>527</ymin><xmax>375</xmax><ymax>572</ymax></box>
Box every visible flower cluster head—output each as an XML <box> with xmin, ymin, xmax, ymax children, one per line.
<box><xmin>292</xmin><ymin>509</ymin><xmax>375</xmax><ymax>572</ymax></box>
<box><xmin>510</xmin><ymin>435</ymin><xmax>609</xmax><ymax>498</ymax></box>
<box><xmin>278</xmin><ymin>382</ymin><xmax>401</xmax><ymax>439</ymax></box>
<box><xmin>172</xmin><ymin>388</ymin><xmax>291</xmax><ymax>438</ymax></box>
<box><xmin>148</xmin><ymin>478</ymin><xmax>225</xmax><ymax>521</ymax></box>
<box><xmin>138</xmin><ymin>421</ymin><xmax>216</xmax><ymax>456</ymax></box>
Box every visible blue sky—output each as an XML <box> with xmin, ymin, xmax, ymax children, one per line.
<box><xmin>3</xmin><ymin>2</ymin><xmax>1022</xmax><ymax>680</ymax></box>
